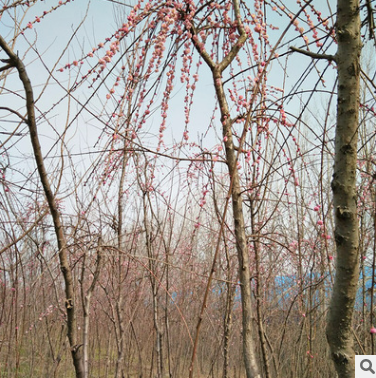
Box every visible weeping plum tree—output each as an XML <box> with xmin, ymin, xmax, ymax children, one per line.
<box><xmin>1</xmin><ymin>0</ymin><xmax>375</xmax><ymax>377</ymax></box>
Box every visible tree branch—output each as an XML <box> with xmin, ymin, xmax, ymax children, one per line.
<box><xmin>290</xmin><ymin>46</ymin><xmax>336</xmax><ymax>62</ymax></box>
<box><xmin>0</xmin><ymin>106</ymin><xmax>27</xmax><ymax>122</ymax></box>
<box><xmin>0</xmin><ymin>62</ymin><xmax>14</xmax><ymax>72</ymax></box>
<box><xmin>217</xmin><ymin>0</ymin><xmax>248</xmax><ymax>73</ymax></box>
<box><xmin>190</xmin><ymin>22</ymin><xmax>216</xmax><ymax>70</ymax></box>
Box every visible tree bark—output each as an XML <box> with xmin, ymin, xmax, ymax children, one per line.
<box><xmin>326</xmin><ymin>0</ymin><xmax>361</xmax><ymax>376</ymax></box>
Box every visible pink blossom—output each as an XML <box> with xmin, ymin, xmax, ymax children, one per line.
<box><xmin>317</xmin><ymin>220</ymin><xmax>323</xmax><ymax>225</ymax></box>
<box><xmin>254</xmin><ymin>24</ymin><xmax>262</xmax><ymax>33</ymax></box>
<box><xmin>121</xmin><ymin>25</ymin><xmax>129</xmax><ymax>33</ymax></box>
<box><xmin>313</xmin><ymin>205</ymin><xmax>320</xmax><ymax>211</ymax></box>
<box><xmin>370</xmin><ymin>327</ymin><xmax>376</xmax><ymax>334</ymax></box>
<box><xmin>27</xmin><ymin>22</ymin><xmax>32</xmax><ymax>29</ymax></box>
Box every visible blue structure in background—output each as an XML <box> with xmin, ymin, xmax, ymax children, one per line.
<box><xmin>356</xmin><ymin>266</ymin><xmax>375</xmax><ymax>310</ymax></box>
<box><xmin>272</xmin><ymin>265</ymin><xmax>376</xmax><ymax>311</ymax></box>
<box><xmin>167</xmin><ymin>265</ymin><xmax>376</xmax><ymax>313</ymax></box>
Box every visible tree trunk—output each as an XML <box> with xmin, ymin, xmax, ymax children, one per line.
<box><xmin>250</xmin><ymin>205</ymin><xmax>270</xmax><ymax>378</ymax></box>
<box><xmin>114</xmin><ymin>139</ymin><xmax>129</xmax><ymax>378</ymax></box>
<box><xmin>212</xmin><ymin>67</ymin><xmax>260</xmax><ymax>378</ymax></box>
<box><xmin>326</xmin><ymin>0</ymin><xmax>361</xmax><ymax>376</ymax></box>
<box><xmin>82</xmin><ymin>243</ymin><xmax>102</xmax><ymax>378</ymax></box>
<box><xmin>142</xmin><ymin>191</ymin><xmax>164</xmax><ymax>378</ymax></box>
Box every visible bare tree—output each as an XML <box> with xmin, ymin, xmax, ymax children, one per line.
<box><xmin>0</xmin><ymin>35</ymin><xmax>85</xmax><ymax>376</ymax></box>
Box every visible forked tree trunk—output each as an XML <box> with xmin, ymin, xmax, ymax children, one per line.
<box><xmin>188</xmin><ymin>0</ymin><xmax>261</xmax><ymax>375</ymax></box>
<box><xmin>326</xmin><ymin>0</ymin><xmax>361</xmax><ymax>376</ymax></box>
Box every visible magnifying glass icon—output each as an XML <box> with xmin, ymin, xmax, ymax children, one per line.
<box><xmin>361</xmin><ymin>359</ymin><xmax>376</xmax><ymax>374</ymax></box>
